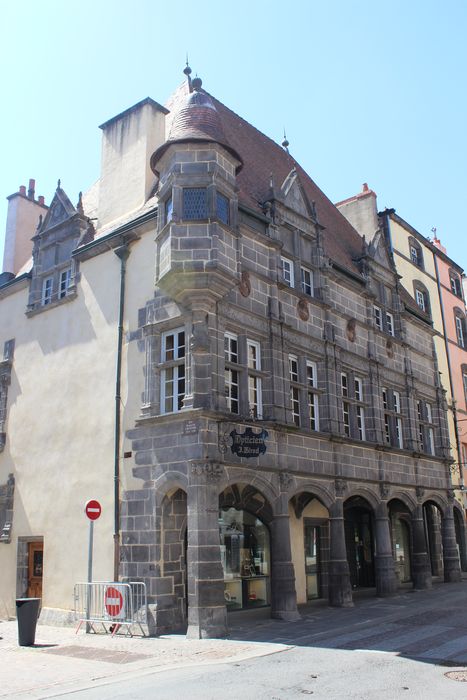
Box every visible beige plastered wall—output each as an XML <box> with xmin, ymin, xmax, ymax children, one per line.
<box><xmin>289</xmin><ymin>499</ymin><xmax>329</xmax><ymax>605</ymax></box>
<box><xmin>0</xmin><ymin>228</ymin><xmax>155</xmax><ymax>617</ymax></box>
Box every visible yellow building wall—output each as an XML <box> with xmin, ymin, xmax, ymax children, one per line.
<box><xmin>0</xmin><ymin>228</ymin><xmax>155</xmax><ymax>617</ymax></box>
<box><xmin>289</xmin><ymin>499</ymin><xmax>329</xmax><ymax>605</ymax></box>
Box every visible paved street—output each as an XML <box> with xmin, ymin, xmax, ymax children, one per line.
<box><xmin>2</xmin><ymin>580</ymin><xmax>467</xmax><ymax>698</ymax></box>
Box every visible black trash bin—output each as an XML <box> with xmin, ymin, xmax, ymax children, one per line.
<box><xmin>16</xmin><ymin>598</ymin><xmax>41</xmax><ymax>646</ymax></box>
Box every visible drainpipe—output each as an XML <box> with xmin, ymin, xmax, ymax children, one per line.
<box><xmin>433</xmin><ymin>254</ymin><xmax>465</xmax><ymax>490</ymax></box>
<box><xmin>113</xmin><ymin>242</ymin><xmax>131</xmax><ymax>581</ymax></box>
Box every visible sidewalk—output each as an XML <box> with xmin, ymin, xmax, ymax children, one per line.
<box><xmin>0</xmin><ymin>619</ymin><xmax>289</xmax><ymax>699</ymax></box>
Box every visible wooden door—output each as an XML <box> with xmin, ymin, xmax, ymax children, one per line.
<box><xmin>27</xmin><ymin>542</ymin><xmax>43</xmax><ymax>598</ymax></box>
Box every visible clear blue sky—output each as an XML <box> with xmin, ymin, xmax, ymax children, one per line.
<box><xmin>1</xmin><ymin>1</ymin><xmax>466</xmax><ymax>269</ymax></box>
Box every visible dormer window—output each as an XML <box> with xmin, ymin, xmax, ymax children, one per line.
<box><xmin>59</xmin><ymin>267</ymin><xmax>72</xmax><ymax>299</ymax></box>
<box><xmin>42</xmin><ymin>277</ymin><xmax>53</xmax><ymax>306</ymax></box>
<box><xmin>183</xmin><ymin>188</ymin><xmax>207</xmax><ymax>220</ymax></box>
<box><xmin>216</xmin><ymin>192</ymin><xmax>230</xmax><ymax>225</ymax></box>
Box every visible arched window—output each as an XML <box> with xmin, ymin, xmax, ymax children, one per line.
<box><xmin>454</xmin><ymin>308</ymin><xmax>467</xmax><ymax>348</ymax></box>
<box><xmin>408</xmin><ymin>237</ymin><xmax>424</xmax><ymax>269</ymax></box>
<box><xmin>413</xmin><ymin>280</ymin><xmax>430</xmax><ymax>315</ymax></box>
<box><xmin>449</xmin><ymin>269</ymin><xmax>463</xmax><ymax>299</ymax></box>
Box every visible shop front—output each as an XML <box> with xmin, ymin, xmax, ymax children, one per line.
<box><xmin>219</xmin><ymin>507</ymin><xmax>271</xmax><ymax>610</ymax></box>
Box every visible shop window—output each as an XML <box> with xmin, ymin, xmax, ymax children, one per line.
<box><xmin>300</xmin><ymin>267</ymin><xmax>313</xmax><ymax>296</ymax></box>
<box><xmin>281</xmin><ymin>256</ymin><xmax>294</xmax><ymax>287</ymax></box>
<box><xmin>417</xmin><ymin>400</ymin><xmax>435</xmax><ymax>455</ymax></box>
<box><xmin>220</xmin><ymin>508</ymin><xmax>271</xmax><ymax>610</ymax></box>
<box><xmin>382</xmin><ymin>387</ymin><xmax>403</xmax><ymax>448</ymax></box>
<box><xmin>160</xmin><ymin>328</ymin><xmax>186</xmax><ymax>414</ymax></box>
<box><xmin>341</xmin><ymin>371</ymin><xmax>366</xmax><ymax>440</ymax></box>
<box><xmin>183</xmin><ymin>187</ymin><xmax>207</xmax><ymax>220</ymax></box>
<box><xmin>216</xmin><ymin>192</ymin><xmax>230</xmax><ymax>225</ymax></box>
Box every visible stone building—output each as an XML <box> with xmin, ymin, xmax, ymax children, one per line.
<box><xmin>0</xmin><ymin>68</ymin><xmax>464</xmax><ymax>638</ymax></box>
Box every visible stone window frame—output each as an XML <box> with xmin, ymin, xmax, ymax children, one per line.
<box><xmin>182</xmin><ymin>187</ymin><xmax>208</xmax><ymax>220</ymax></box>
<box><xmin>281</xmin><ymin>256</ymin><xmax>295</xmax><ymax>288</ymax></box>
<box><xmin>454</xmin><ymin>307</ymin><xmax>467</xmax><ymax>349</ymax></box>
<box><xmin>408</xmin><ymin>236</ymin><xmax>424</xmax><ymax>269</ymax></box>
<box><xmin>160</xmin><ymin>327</ymin><xmax>186</xmax><ymax>414</ymax></box>
<box><xmin>373</xmin><ymin>302</ymin><xmax>396</xmax><ymax>337</ymax></box>
<box><xmin>382</xmin><ymin>387</ymin><xmax>404</xmax><ymax>449</ymax></box>
<box><xmin>41</xmin><ymin>276</ymin><xmax>53</xmax><ymax>306</ymax></box>
<box><xmin>223</xmin><ymin>332</ymin><xmax>264</xmax><ymax>419</ymax></box>
<box><xmin>416</xmin><ymin>399</ymin><xmax>436</xmax><ymax>455</ymax></box>
<box><xmin>287</xmin><ymin>354</ymin><xmax>320</xmax><ymax>431</ymax></box>
<box><xmin>449</xmin><ymin>268</ymin><xmax>463</xmax><ymax>299</ymax></box>
<box><xmin>300</xmin><ymin>266</ymin><xmax>314</xmax><ymax>297</ymax></box>
<box><xmin>340</xmin><ymin>370</ymin><xmax>366</xmax><ymax>441</ymax></box>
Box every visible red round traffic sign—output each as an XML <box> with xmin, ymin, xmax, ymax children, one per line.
<box><xmin>85</xmin><ymin>499</ymin><xmax>102</xmax><ymax>521</ymax></box>
<box><xmin>105</xmin><ymin>586</ymin><xmax>123</xmax><ymax>617</ymax></box>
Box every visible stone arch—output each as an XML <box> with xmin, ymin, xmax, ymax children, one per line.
<box><xmin>343</xmin><ymin>486</ymin><xmax>379</xmax><ymax>512</ymax></box>
<box><xmin>288</xmin><ymin>480</ymin><xmax>334</xmax><ymax>512</ymax></box>
<box><xmin>154</xmin><ymin>471</ymin><xmax>188</xmax><ymax>508</ymax></box>
<box><xmin>219</xmin><ymin>482</ymin><xmax>274</xmax><ymax>524</ymax></box>
<box><xmin>388</xmin><ymin>490</ymin><xmax>418</xmax><ymax>513</ymax></box>
<box><xmin>422</xmin><ymin>494</ymin><xmax>448</xmax><ymax>516</ymax></box>
<box><xmin>218</xmin><ymin>468</ymin><xmax>278</xmax><ymax>517</ymax></box>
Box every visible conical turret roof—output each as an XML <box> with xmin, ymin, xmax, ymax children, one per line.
<box><xmin>150</xmin><ymin>82</ymin><xmax>242</xmax><ymax>175</ymax></box>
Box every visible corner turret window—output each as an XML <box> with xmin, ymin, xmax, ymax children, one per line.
<box><xmin>165</xmin><ymin>197</ymin><xmax>173</xmax><ymax>224</ymax></box>
<box><xmin>216</xmin><ymin>192</ymin><xmax>230</xmax><ymax>225</ymax></box>
<box><xmin>183</xmin><ymin>188</ymin><xmax>207</xmax><ymax>220</ymax></box>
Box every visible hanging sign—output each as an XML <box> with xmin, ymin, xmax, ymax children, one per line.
<box><xmin>230</xmin><ymin>427</ymin><xmax>268</xmax><ymax>458</ymax></box>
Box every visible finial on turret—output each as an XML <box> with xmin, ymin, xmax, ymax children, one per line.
<box><xmin>184</xmin><ymin>55</ymin><xmax>193</xmax><ymax>92</ymax></box>
<box><xmin>57</xmin><ymin>178</ymin><xmax>61</xmax><ymax>189</ymax></box>
<box><xmin>282</xmin><ymin>128</ymin><xmax>289</xmax><ymax>153</ymax></box>
<box><xmin>77</xmin><ymin>191</ymin><xmax>84</xmax><ymax>215</ymax></box>
<box><xmin>192</xmin><ymin>75</ymin><xmax>202</xmax><ymax>91</ymax></box>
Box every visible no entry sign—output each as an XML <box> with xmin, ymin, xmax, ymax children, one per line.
<box><xmin>85</xmin><ymin>499</ymin><xmax>102</xmax><ymax>521</ymax></box>
<box><xmin>105</xmin><ymin>585</ymin><xmax>125</xmax><ymax>618</ymax></box>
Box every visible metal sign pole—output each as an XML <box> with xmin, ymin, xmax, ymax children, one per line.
<box><xmin>86</xmin><ymin>520</ymin><xmax>94</xmax><ymax>633</ymax></box>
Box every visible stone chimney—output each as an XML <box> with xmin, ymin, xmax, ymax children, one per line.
<box><xmin>335</xmin><ymin>183</ymin><xmax>379</xmax><ymax>241</ymax></box>
<box><xmin>2</xmin><ymin>181</ymin><xmax>47</xmax><ymax>275</ymax></box>
<box><xmin>97</xmin><ymin>98</ymin><xmax>169</xmax><ymax>228</ymax></box>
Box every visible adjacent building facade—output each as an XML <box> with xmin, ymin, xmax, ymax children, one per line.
<box><xmin>0</xmin><ymin>71</ymin><xmax>464</xmax><ymax>638</ymax></box>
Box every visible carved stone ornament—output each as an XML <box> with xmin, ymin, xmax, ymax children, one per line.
<box><xmin>386</xmin><ymin>339</ymin><xmax>394</xmax><ymax>359</ymax></box>
<box><xmin>279</xmin><ymin>472</ymin><xmax>293</xmax><ymax>491</ymax></box>
<box><xmin>297</xmin><ymin>298</ymin><xmax>309</xmax><ymax>322</ymax></box>
<box><xmin>346</xmin><ymin>318</ymin><xmax>356</xmax><ymax>343</ymax></box>
<box><xmin>239</xmin><ymin>271</ymin><xmax>251</xmax><ymax>298</ymax></box>
<box><xmin>379</xmin><ymin>482</ymin><xmax>390</xmax><ymax>499</ymax></box>
<box><xmin>447</xmin><ymin>488</ymin><xmax>455</xmax><ymax>503</ymax></box>
<box><xmin>191</xmin><ymin>462</ymin><xmax>223</xmax><ymax>482</ymax></box>
<box><xmin>335</xmin><ymin>478</ymin><xmax>347</xmax><ymax>497</ymax></box>
<box><xmin>416</xmin><ymin>486</ymin><xmax>425</xmax><ymax>500</ymax></box>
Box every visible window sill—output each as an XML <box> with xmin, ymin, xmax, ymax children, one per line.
<box><xmin>26</xmin><ymin>289</ymin><xmax>78</xmax><ymax>317</ymax></box>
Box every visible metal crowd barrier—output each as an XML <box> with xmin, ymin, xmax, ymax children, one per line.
<box><xmin>74</xmin><ymin>581</ymin><xmax>148</xmax><ymax>636</ymax></box>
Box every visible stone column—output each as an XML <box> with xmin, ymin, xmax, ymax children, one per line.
<box><xmin>411</xmin><ymin>502</ymin><xmax>432</xmax><ymax>589</ymax></box>
<box><xmin>270</xmin><ymin>497</ymin><xmax>300</xmax><ymax>621</ymax></box>
<box><xmin>328</xmin><ymin>481</ymin><xmax>353</xmax><ymax>607</ymax></box>
<box><xmin>374</xmin><ymin>500</ymin><xmax>398</xmax><ymax>597</ymax></box>
<box><xmin>427</xmin><ymin>505</ymin><xmax>443</xmax><ymax>577</ymax></box>
<box><xmin>186</xmin><ymin>461</ymin><xmax>227</xmax><ymax>639</ymax></box>
<box><xmin>442</xmin><ymin>499</ymin><xmax>462</xmax><ymax>583</ymax></box>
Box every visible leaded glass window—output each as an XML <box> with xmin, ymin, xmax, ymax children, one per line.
<box><xmin>183</xmin><ymin>188</ymin><xmax>207</xmax><ymax>220</ymax></box>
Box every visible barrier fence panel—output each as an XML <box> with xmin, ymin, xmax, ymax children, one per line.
<box><xmin>74</xmin><ymin>581</ymin><xmax>148</xmax><ymax>636</ymax></box>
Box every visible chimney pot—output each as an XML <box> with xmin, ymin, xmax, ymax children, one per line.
<box><xmin>28</xmin><ymin>178</ymin><xmax>35</xmax><ymax>200</ymax></box>
<box><xmin>19</xmin><ymin>185</ymin><xmax>26</xmax><ymax>196</ymax></box>
<box><xmin>362</xmin><ymin>183</ymin><xmax>369</xmax><ymax>192</ymax></box>
<box><xmin>38</xmin><ymin>195</ymin><xmax>45</xmax><ymax>206</ymax></box>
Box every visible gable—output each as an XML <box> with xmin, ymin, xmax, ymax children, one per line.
<box><xmin>38</xmin><ymin>186</ymin><xmax>77</xmax><ymax>233</ymax></box>
<box><xmin>280</xmin><ymin>169</ymin><xmax>313</xmax><ymax>218</ymax></box>
<box><xmin>368</xmin><ymin>229</ymin><xmax>395</xmax><ymax>272</ymax></box>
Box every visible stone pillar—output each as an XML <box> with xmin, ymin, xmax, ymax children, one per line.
<box><xmin>328</xmin><ymin>482</ymin><xmax>353</xmax><ymax>607</ymax></box>
<box><xmin>374</xmin><ymin>501</ymin><xmax>398</xmax><ymax>597</ymax></box>
<box><xmin>186</xmin><ymin>462</ymin><xmax>227</xmax><ymax>639</ymax></box>
<box><xmin>427</xmin><ymin>505</ymin><xmax>443</xmax><ymax>576</ymax></box>
<box><xmin>442</xmin><ymin>501</ymin><xmax>462</xmax><ymax>583</ymax></box>
<box><xmin>411</xmin><ymin>503</ymin><xmax>432</xmax><ymax>589</ymax></box>
<box><xmin>270</xmin><ymin>500</ymin><xmax>300</xmax><ymax>621</ymax></box>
